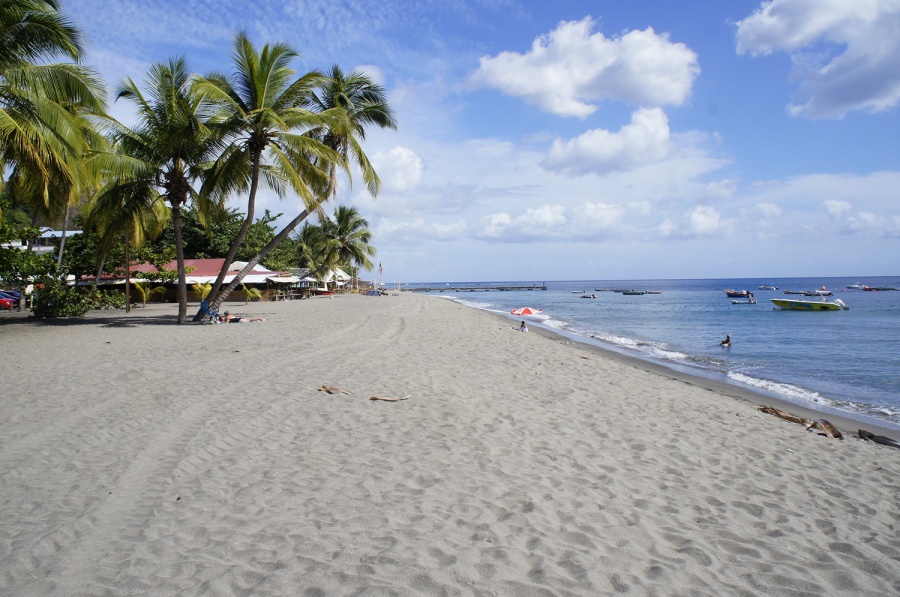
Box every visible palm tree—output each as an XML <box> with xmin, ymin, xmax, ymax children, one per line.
<box><xmin>319</xmin><ymin>205</ymin><xmax>375</xmax><ymax>281</ymax></box>
<box><xmin>0</xmin><ymin>0</ymin><xmax>107</xmax><ymax>223</ymax></box>
<box><xmin>192</xmin><ymin>32</ymin><xmax>347</xmax><ymax>319</ymax></box>
<box><xmin>303</xmin><ymin>64</ymin><xmax>397</xmax><ymax>198</ymax></box>
<box><xmin>88</xmin><ymin>58</ymin><xmax>220</xmax><ymax>323</ymax></box>
<box><xmin>196</xmin><ymin>64</ymin><xmax>395</xmax><ymax>314</ymax></box>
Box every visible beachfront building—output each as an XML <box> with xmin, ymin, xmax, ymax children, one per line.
<box><xmin>83</xmin><ymin>258</ymin><xmax>296</xmax><ymax>303</ymax></box>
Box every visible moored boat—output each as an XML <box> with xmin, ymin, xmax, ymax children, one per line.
<box><xmin>725</xmin><ymin>289</ymin><xmax>750</xmax><ymax>298</ymax></box>
<box><xmin>770</xmin><ymin>298</ymin><xmax>848</xmax><ymax>311</ymax></box>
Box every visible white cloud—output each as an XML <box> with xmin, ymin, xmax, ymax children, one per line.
<box><xmin>824</xmin><ymin>199</ymin><xmax>853</xmax><ymax>218</ymax></box>
<box><xmin>572</xmin><ymin>201</ymin><xmax>626</xmax><ymax>229</ymax></box>
<box><xmin>470</xmin><ymin>17</ymin><xmax>699</xmax><ymax>117</ymax></box>
<box><xmin>704</xmin><ymin>179</ymin><xmax>738</xmax><ymax>201</ymax></box>
<box><xmin>688</xmin><ymin>206</ymin><xmax>723</xmax><ymax>235</ymax></box>
<box><xmin>432</xmin><ymin>220</ymin><xmax>467</xmax><ymax>239</ymax></box>
<box><xmin>371</xmin><ymin>146</ymin><xmax>424</xmax><ymax>192</ymax></box>
<box><xmin>735</xmin><ymin>0</ymin><xmax>900</xmax><ymax>118</ymax></box>
<box><xmin>541</xmin><ymin>108</ymin><xmax>673</xmax><ymax>176</ymax></box>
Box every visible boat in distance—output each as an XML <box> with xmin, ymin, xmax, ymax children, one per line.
<box><xmin>770</xmin><ymin>298</ymin><xmax>848</xmax><ymax>311</ymax></box>
<box><xmin>757</xmin><ymin>284</ymin><xmax>778</xmax><ymax>290</ymax></box>
<box><xmin>725</xmin><ymin>289</ymin><xmax>750</xmax><ymax>298</ymax></box>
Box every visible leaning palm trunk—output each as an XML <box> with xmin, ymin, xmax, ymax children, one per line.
<box><xmin>203</xmin><ymin>157</ymin><xmax>261</xmax><ymax>311</ymax></box>
<box><xmin>202</xmin><ymin>208</ymin><xmax>312</xmax><ymax>317</ymax></box>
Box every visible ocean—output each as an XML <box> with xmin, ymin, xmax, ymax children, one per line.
<box><xmin>405</xmin><ymin>277</ymin><xmax>900</xmax><ymax>430</ymax></box>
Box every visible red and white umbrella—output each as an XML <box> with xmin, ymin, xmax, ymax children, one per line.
<box><xmin>511</xmin><ymin>307</ymin><xmax>542</xmax><ymax>316</ymax></box>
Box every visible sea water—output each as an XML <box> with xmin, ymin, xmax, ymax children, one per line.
<box><xmin>407</xmin><ymin>277</ymin><xmax>900</xmax><ymax>430</ymax></box>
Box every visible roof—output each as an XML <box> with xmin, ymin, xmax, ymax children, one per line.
<box><xmin>107</xmin><ymin>258</ymin><xmax>290</xmax><ymax>285</ymax></box>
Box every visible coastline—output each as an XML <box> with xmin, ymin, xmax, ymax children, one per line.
<box><xmin>477</xmin><ymin>303</ymin><xmax>900</xmax><ymax>443</ymax></box>
<box><xmin>2</xmin><ymin>293</ymin><xmax>899</xmax><ymax>595</ymax></box>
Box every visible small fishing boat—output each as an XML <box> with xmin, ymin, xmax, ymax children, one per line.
<box><xmin>770</xmin><ymin>298</ymin><xmax>848</xmax><ymax>311</ymax></box>
<box><xmin>622</xmin><ymin>290</ymin><xmax>646</xmax><ymax>295</ymax></box>
<box><xmin>725</xmin><ymin>289</ymin><xmax>750</xmax><ymax>298</ymax></box>
<box><xmin>732</xmin><ymin>298</ymin><xmax>758</xmax><ymax>305</ymax></box>
<box><xmin>846</xmin><ymin>282</ymin><xmax>865</xmax><ymax>289</ymax></box>
<box><xmin>580</xmin><ymin>294</ymin><xmax>597</xmax><ymax>299</ymax></box>
<box><xmin>757</xmin><ymin>284</ymin><xmax>778</xmax><ymax>290</ymax></box>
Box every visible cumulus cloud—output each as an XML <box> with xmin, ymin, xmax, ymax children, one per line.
<box><xmin>541</xmin><ymin>108</ymin><xmax>673</xmax><ymax>176</ymax></box>
<box><xmin>687</xmin><ymin>205</ymin><xmax>727</xmax><ymax>236</ymax></box>
<box><xmin>370</xmin><ymin>146</ymin><xmax>424</xmax><ymax>192</ymax></box>
<box><xmin>572</xmin><ymin>201</ymin><xmax>626</xmax><ymax>229</ymax></box>
<box><xmin>824</xmin><ymin>199</ymin><xmax>853</xmax><ymax>218</ymax></box>
<box><xmin>734</xmin><ymin>0</ymin><xmax>900</xmax><ymax>118</ymax></box>
<box><xmin>470</xmin><ymin>17</ymin><xmax>699</xmax><ymax>117</ymax></box>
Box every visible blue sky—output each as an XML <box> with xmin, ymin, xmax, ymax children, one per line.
<box><xmin>66</xmin><ymin>0</ymin><xmax>899</xmax><ymax>282</ymax></box>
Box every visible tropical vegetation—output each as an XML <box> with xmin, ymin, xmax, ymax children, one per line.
<box><xmin>0</xmin><ymin>2</ymin><xmax>393</xmax><ymax>320</ymax></box>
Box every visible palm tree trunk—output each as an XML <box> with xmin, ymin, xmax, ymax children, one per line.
<box><xmin>172</xmin><ymin>203</ymin><xmax>188</xmax><ymax>323</ymax></box>
<box><xmin>56</xmin><ymin>205</ymin><xmax>70</xmax><ymax>272</ymax></box>
<box><xmin>205</xmin><ymin>208</ymin><xmax>311</xmax><ymax>315</ymax></box>
<box><xmin>202</xmin><ymin>157</ymin><xmax>261</xmax><ymax>316</ymax></box>
<box><xmin>124</xmin><ymin>223</ymin><xmax>131</xmax><ymax>313</ymax></box>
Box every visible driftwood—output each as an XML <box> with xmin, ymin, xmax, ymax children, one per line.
<box><xmin>370</xmin><ymin>395</ymin><xmax>411</xmax><ymax>402</ymax></box>
<box><xmin>757</xmin><ymin>405</ymin><xmax>811</xmax><ymax>426</ymax></box>
<box><xmin>858</xmin><ymin>429</ymin><xmax>900</xmax><ymax>448</ymax></box>
<box><xmin>318</xmin><ymin>385</ymin><xmax>352</xmax><ymax>395</ymax></box>
<box><xmin>805</xmin><ymin>419</ymin><xmax>843</xmax><ymax>440</ymax></box>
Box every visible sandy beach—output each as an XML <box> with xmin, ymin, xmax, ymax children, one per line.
<box><xmin>1</xmin><ymin>292</ymin><xmax>898</xmax><ymax>596</ymax></box>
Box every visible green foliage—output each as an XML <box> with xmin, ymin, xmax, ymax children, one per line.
<box><xmin>31</xmin><ymin>275</ymin><xmax>94</xmax><ymax>317</ymax></box>
<box><xmin>148</xmin><ymin>206</ymin><xmax>243</xmax><ymax>259</ymax></box>
<box><xmin>91</xmin><ymin>289</ymin><xmax>126</xmax><ymax>310</ymax></box>
<box><xmin>241</xmin><ymin>283</ymin><xmax>264</xmax><ymax>304</ymax></box>
<box><xmin>0</xmin><ymin>223</ymin><xmax>57</xmax><ymax>289</ymax></box>
<box><xmin>133</xmin><ymin>280</ymin><xmax>166</xmax><ymax>306</ymax></box>
<box><xmin>192</xmin><ymin>281</ymin><xmax>212</xmax><ymax>300</ymax></box>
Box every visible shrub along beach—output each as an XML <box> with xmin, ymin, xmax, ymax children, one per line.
<box><xmin>1</xmin><ymin>293</ymin><xmax>898</xmax><ymax>595</ymax></box>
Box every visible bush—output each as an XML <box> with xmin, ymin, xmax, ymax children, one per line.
<box><xmin>91</xmin><ymin>289</ymin><xmax>127</xmax><ymax>310</ymax></box>
<box><xmin>31</xmin><ymin>276</ymin><xmax>94</xmax><ymax>318</ymax></box>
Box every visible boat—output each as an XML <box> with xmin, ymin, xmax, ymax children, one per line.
<box><xmin>770</xmin><ymin>298</ymin><xmax>848</xmax><ymax>311</ymax></box>
<box><xmin>846</xmin><ymin>283</ymin><xmax>865</xmax><ymax>289</ymax></box>
<box><xmin>313</xmin><ymin>287</ymin><xmax>334</xmax><ymax>296</ymax></box>
<box><xmin>725</xmin><ymin>289</ymin><xmax>750</xmax><ymax>298</ymax></box>
<box><xmin>757</xmin><ymin>284</ymin><xmax>778</xmax><ymax>290</ymax></box>
<box><xmin>622</xmin><ymin>290</ymin><xmax>646</xmax><ymax>295</ymax></box>
<box><xmin>732</xmin><ymin>298</ymin><xmax>758</xmax><ymax>304</ymax></box>
<box><xmin>580</xmin><ymin>294</ymin><xmax>597</xmax><ymax>299</ymax></box>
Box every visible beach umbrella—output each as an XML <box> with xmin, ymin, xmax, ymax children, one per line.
<box><xmin>511</xmin><ymin>307</ymin><xmax>542</xmax><ymax>316</ymax></box>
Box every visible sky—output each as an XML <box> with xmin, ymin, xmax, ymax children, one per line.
<box><xmin>64</xmin><ymin>0</ymin><xmax>900</xmax><ymax>282</ymax></box>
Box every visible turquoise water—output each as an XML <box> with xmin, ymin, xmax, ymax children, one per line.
<box><xmin>407</xmin><ymin>277</ymin><xmax>900</xmax><ymax>429</ymax></box>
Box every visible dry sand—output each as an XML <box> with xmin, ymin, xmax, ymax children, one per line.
<box><xmin>1</xmin><ymin>292</ymin><xmax>898</xmax><ymax>596</ymax></box>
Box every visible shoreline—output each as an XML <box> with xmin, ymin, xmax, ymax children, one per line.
<box><xmin>2</xmin><ymin>293</ymin><xmax>899</xmax><ymax>594</ymax></box>
<box><xmin>456</xmin><ymin>297</ymin><xmax>900</xmax><ymax>442</ymax></box>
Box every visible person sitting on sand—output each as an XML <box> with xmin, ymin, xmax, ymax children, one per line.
<box><xmin>222</xmin><ymin>311</ymin><xmax>266</xmax><ymax>323</ymax></box>
<box><xmin>720</xmin><ymin>334</ymin><xmax>731</xmax><ymax>347</ymax></box>
<box><xmin>519</xmin><ymin>321</ymin><xmax>528</xmax><ymax>332</ymax></box>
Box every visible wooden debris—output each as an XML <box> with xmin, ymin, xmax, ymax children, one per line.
<box><xmin>318</xmin><ymin>385</ymin><xmax>352</xmax><ymax>395</ymax></box>
<box><xmin>370</xmin><ymin>395</ymin><xmax>411</xmax><ymax>402</ymax></box>
<box><xmin>806</xmin><ymin>419</ymin><xmax>843</xmax><ymax>439</ymax></box>
<box><xmin>757</xmin><ymin>405</ymin><xmax>810</xmax><ymax>426</ymax></box>
<box><xmin>858</xmin><ymin>429</ymin><xmax>900</xmax><ymax>448</ymax></box>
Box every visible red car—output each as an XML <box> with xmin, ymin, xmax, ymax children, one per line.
<box><xmin>0</xmin><ymin>298</ymin><xmax>14</xmax><ymax>310</ymax></box>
